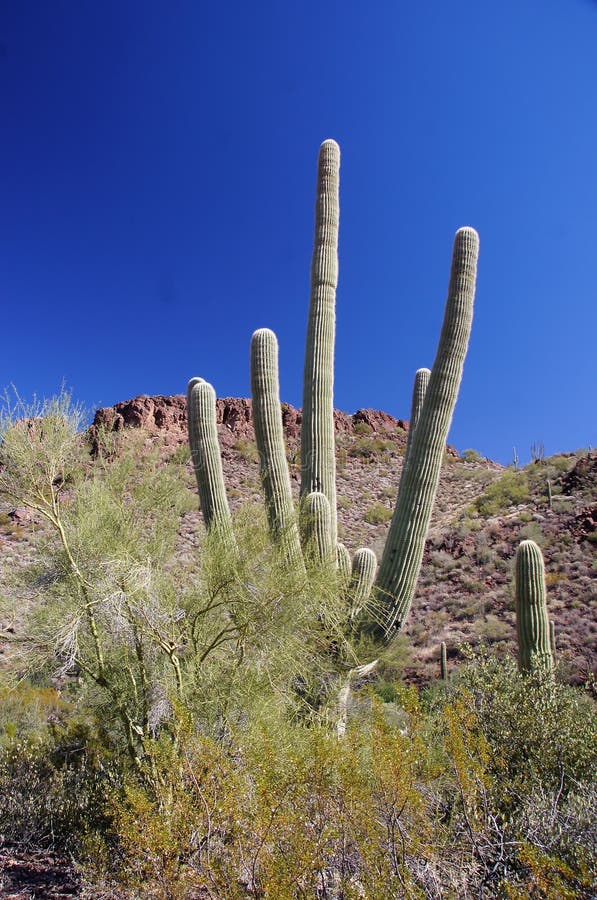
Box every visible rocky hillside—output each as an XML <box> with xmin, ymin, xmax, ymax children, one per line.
<box><xmin>2</xmin><ymin>394</ymin><xmax>595</xmax><ymax>685</ymax></box>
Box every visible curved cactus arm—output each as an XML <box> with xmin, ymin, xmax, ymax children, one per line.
<box><xmin>347</xmin><ymin>547</ymin><xmax>377</xmax><ymax>620</ymax></box>
<box><xmin>300</xmin><ymin>139</ymin><xmax>340</xmax><ymax>547</ymax></box>
<box><xmin>403</xmin><ymin>367</ymin><xmax>431</xmax><ymax>471</ymax></box>
<box><xmin>336</xmin><ymin>542</ymin><xmax>352</xmax><ymax>583</ymax></box>
<box><xmin>187</xmin><ymin>379</ymin><xmax>233</xmax><ymax>537</ymax></box>
<box><xmin>250</xmin><ymin>328</ymin><xmax>304</xmax><ymax>570</ymax></box>
<box><xmin>373</xmin><ymin>227</ymin><xmax>479</xmax><ymax>641</ymax></box>
<box><xmin>515</xmin><ymin>539</ymin><xmax>554</xmax><ymax>673</ymax></box>
<box><xmin>302</xmin><ymin>491</ymin><xmax>333</xmax><ymax>564</ymax></box>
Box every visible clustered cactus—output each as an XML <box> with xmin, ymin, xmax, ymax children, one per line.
<box><xmin>188</xmin><ymin>139</ymin><xmax>480</xmax><ymax>647</ymax></box>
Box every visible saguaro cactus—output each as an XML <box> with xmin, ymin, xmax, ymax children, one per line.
<box><xmin>250</xmin><ymin>328</ymin><xmax>304</xmax><ymax>568</ymax></box>
<box><xmin>303</xmin><ymin>491</ymin><xmax>333</xmax><ymax>564</ymax></box>
<box><xmin>403</xmin><ymin>367</ymin><xmax>430</xmax><ymax>470</ymax></box>
<box><xmin>347</xmin><ymin>548</ymin><xmax>377</xmax><ymax>620</ymax></box>
<box><xmin>301</xmin><ymin>139</ymin><xmax>340</xmax><ymax>549</ymax></box>
<box><xmin>187</xmin><ymin>380</ymin><xmax>233</xmax><ymax>537</ymax></box>
<box><xmin>187</xmin><ymin>139</ymin><xmax>479</xmax><ymax>654</ymax></box>
<box><xmin>373</xmin><ymin>227</ymin><xmax>479</xmax><ymax>640</ymax></box>
<box><xmin>440</xmin><ymin>641</ymin><xmax>448</xmax><ymax>681</ymax></box>
<box><xmin>515</xmin><ymin>539</ymin><xmax>554</xmax><ymax>673</ymax></box>
<box><xmin>336</xmin><ymin>543</ymin><xmax>352</xmax><ymax>584</ymax></box>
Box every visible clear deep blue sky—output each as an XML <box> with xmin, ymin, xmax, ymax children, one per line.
<box><xmin>2</xmin><ymin>1</ymin><xmax>596</xmax><ymax>464</ymax></box>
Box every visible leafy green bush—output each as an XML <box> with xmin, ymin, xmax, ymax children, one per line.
<box><xmin>348</xmin><ymin>436</ymin><xmax>396</xmax><ymax>458</ymax></box>
<box><xmin>461</xmin><ymin>448</ymin><xmax>483</xmax><ymax>462</ymax></box>
<box><xmin>470</xmin><ymin>469</ymin><xmax>530</xmax><ymax>517</ymax></box>
<box><xmin>363</xmin><ymin>501</ymin><xmax>393</xmax><ymax>525</ymax></box>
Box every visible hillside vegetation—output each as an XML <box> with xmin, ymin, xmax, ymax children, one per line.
<box><xmin>0</xmin><ymin>138</ymin><xmax>595</xmax><ymax>898</ymax></box>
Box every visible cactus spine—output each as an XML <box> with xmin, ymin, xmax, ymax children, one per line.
<box><xmin>515</xmin><ymin>539</ymin><xmax>554</xmax><ymax>673</ymax></box>
<box><xmin>250</xmin><ymin>328</ymin><xmax>304</xmax><ymax>568</ymax></box>
<box><xmin>187</xmin><ymin>380</ymin><xmax>233</xmax><ymax>536</ymax></box>
<box><xmin>301</xmin><ymin>139</ymin><xmax>340</xmax><ymax>549</ymax></box>
<box><xmin>373</xmin><ymin>227</ymin><xmax>479</xmax><ymax>640</ymax></box>
<box><xmin>440</xmin><ymin>641</ymin><xmax>448</xmax><ymax>680</ymax></box>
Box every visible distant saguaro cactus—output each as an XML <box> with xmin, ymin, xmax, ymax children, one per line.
<box><xmin>440</xmin><ymin>641</ymin><xmax>448</xmax><ymax>681</ymax></box>
<box><xmin>515</xmin><ymin>539</ymin><xmax>554</xmax><ymax>673</ymax></box>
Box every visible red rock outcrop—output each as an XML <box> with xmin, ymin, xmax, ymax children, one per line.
<box><xmin>88</xmin><ymin>394</ymin><xmax>421</xmax><ymax>456</ymax></box>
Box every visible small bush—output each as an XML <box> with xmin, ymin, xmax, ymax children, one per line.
<box><xmin>349</xmin><ymin>437</ymin><xmax>396</xmax><ymax>458</ymax></box>
<box><xmin>233</xmin><ymin>438</ymin><xmax>259</xmax><ymax>462</ymax></box>
<box><xmin>462</xmin><ymin>448</ymin><xmax>483</xmax><ymax>462</ymax></box>
<box><xmin>471</xmin><ymin>469</ymin><xmax>530</xmax><ymax>517</ymax></box>
<box><xmin>364</xmin><ymin>502</ymin><xmax>392</xmax><ymax>525</ymax></box>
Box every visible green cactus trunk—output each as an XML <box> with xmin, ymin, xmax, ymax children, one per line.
<box><xmin>440</xmin><ymin>641</ymin><xmax>448</xmax><ymax>680</ymax></box>
<box><xmin>403</xmin><ymin>367</ymin><xmax>430</xmax><ymax>471</ymax></box>
<box><xmin>301</xmin><ymin>139</ymin><xmax>340</xmax><ymax>550</ymax></box>
<box><xmin>187</xmin><ymin>379</ymin><xmax>233</xmax><ymax>537</ymax></box>
<box><xmin>373</xmin><ymin>227</ymin><xmax>479</xmax><ymax>640</ymax></box>
<box><xmin>250</xmin><ymin>328</ymin><xmax>304</xmax><ymax>569</ymax></box>
<box><xmin>549</xmin><ymin>618</ymin><xmax>556</xmax><ymax>661</ymax></box>
<box><xmin>347</xmin><ymin>548</ymin><xmax>377</xmax><ymax>620</ymax></box>
<box><xmin>515</xmin><ymin>539</ymin><xmax>554</xmax><ymax>673</ymax></box>
<box><xmin>303</xmin><ymin>491</ymin><xmax>333</xmax><ymax>564</ymax></box>
<box><xmin>336</xmin><ymin>542</ymin><xmax>352</xmax><ymax>583</ymax></box>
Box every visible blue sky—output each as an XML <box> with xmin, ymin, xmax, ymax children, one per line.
<box><xmin>2</xmin><ymin>1</ymin><xmax>596</xmax><ymax>464</ymax></box>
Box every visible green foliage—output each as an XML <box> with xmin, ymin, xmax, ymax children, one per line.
<box><xmin>470</xmin><ymin>468</ymin><xmax>531</xmax><ymax>517</ymax></box>
<box><xmin>461</xmin><ymin>447</ymin><xmax>483</xmax><ymax>462</ymax></box>
<box><xmin>0</xmin><ymin>718</ymin><xmax>113</xmax><ymax>852</ymax></box>
<box><xmin>232</xmin><ymin>437</ymin><xmax>259</xmax><ymax>462</ymax></box>
<box><xmin>348</xmin><ymin>435</ymin><xmax>396</xmax><ymax>458</ymax></box>
<box><xmin>363</xmin><ymin>501</ymin><xmax>393</xmax><ymax>525</ymax></box>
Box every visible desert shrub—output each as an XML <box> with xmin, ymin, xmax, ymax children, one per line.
<box><xmin>519</xmin><ymin>520</ymin><xmax>546</xmax><ymax>546</ymax></box>
<box><xmin>364</xmin><ymin>501</ymin><xmax>392</xmax><ymax>525</ymax></box>
<box><xmin>233</xmin><ymin>437</ymin><xmax>259</xmax><ymax>462</ymax></box>
<box><xmin>425</xmin><ymin>654</ymin><xmax>597</xmax><ymax>896</ymax></box>
<box><xmin>348</xmin><ymin>436</ymin><xmax>396</xmax><ymax>458</ymax></box>
<box><xmin>478</xmin><ymin>613</ymin><xmax>512</xmax><ymax>644</ymax></box>
<box><xmin>170</xmin><ymin>442</ymin><xmax>191</xmax><ymax>465</ymax></box>
<box><xmin>454</xmin><ymin>654</ymin><xmax>597</xmax><ymax>793</ymax></box>
<box><xmin>461</xmin><ymin>448</ymin><xmax>483</xmax><ymax>462</ymax></box>
<box><xmin>0</xmin><ymin>721</ymin><xmax>113</xmax><ymax>852</ymax></box>
<box><xmin>429</xmin><ymin>549</ymin><xmax>459</xmax><ymax>571</ymax></box>
<box><xmin>471</xmin><ymin>469</ymin><xmax>530</xmax><ymax>517</ymax></box>
<box><xmin>353</xmin><ymin>421</ymin><xmax>373</xmax><ymax>435</ymax></box>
